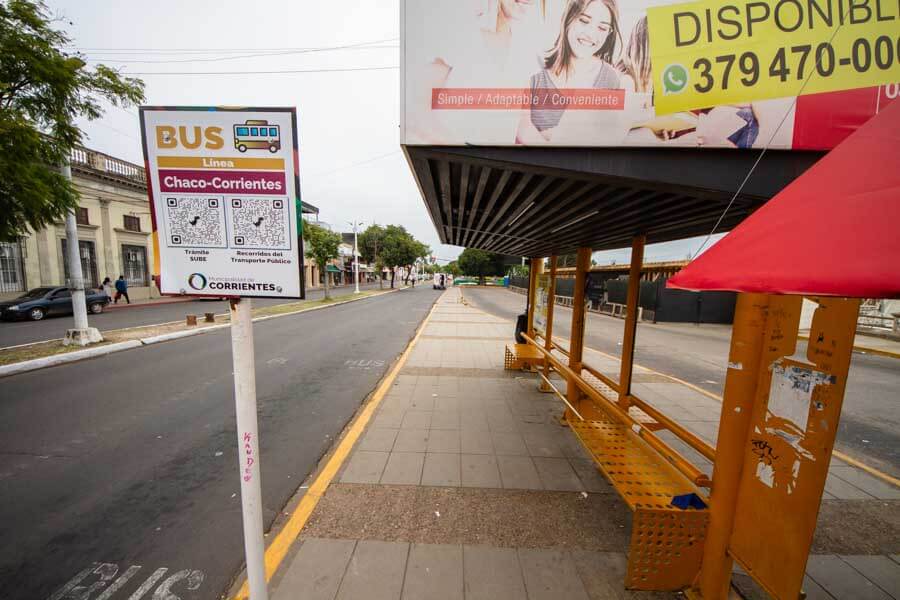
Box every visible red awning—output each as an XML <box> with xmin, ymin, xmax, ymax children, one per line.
<box><xmin>668</xmin><ymin>98</ymin><xmax>900</xmax><ymax>299</ymax></box>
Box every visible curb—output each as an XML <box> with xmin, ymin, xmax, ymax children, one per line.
<box><xmin>105</xmin><ymin>297</ymin><xmax>194</xmax><ymax>311</ymax></box>
<box><xmin>798</xmin><ymin>334</ymin><xmax>900</xmax><ymax>360</ymax></box>
<box><xmin>0</xmin><ymin>288</ymin><xmax>406</xmax><ymax>378</ymax></box>
<box><xmin>0</xmin><ymin>340</ymin><xmax>143</xmax><ymax>378</ymax></box>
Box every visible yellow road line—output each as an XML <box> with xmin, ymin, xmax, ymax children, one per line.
<box><xmin>462</xmin><ymin>288</ymin><xmax>900</xmax><ymax>489</ymax></box>
<box><xmin>231</xmin><ymin>294</ymin><xmax>440</xmax><ymax>600</ymax></box>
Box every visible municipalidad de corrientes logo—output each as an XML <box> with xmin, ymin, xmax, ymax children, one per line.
<box><xmin>188</xmin><ymin>273</ymin><xmax>208</xmax><ymax>290</ymax></box>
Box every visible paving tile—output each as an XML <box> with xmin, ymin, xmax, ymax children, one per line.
<box><xmin>273</xmin><ymin>537</ymin><xmax>356</xmax><ymax>600</ymax></box>
<box><xmin>802</xmin><ymin>575</ymin><xmax>837</xmax><ymax>600</ymax></box>
<box><xmin>570</xmin><ymin>549</ymin><xmax>628</xmax><ymax>600</ymax></box>
<box><xmin>523</xmin><ymin>431</ymin><xmax>565</xmax><ymax>458</ymax></box>
<box><xmin>336</xmin><ymin>540</ymin><xmax>408</xmax><ymax>600</ymax></box>
<box><xmin>839</xmin><ymin>555</ymin><xmax>900</xmax><ymax>598</ymax></box>
<box><xmin>463</xmin><ymin>545</ymin><xmax>527</xmax><ymax>600</ymax></box>
<box><xmin>829</xmin><ymin>467</ymin><xmax>900</xmax><ymax>500</ymax></box>
<box><xmin>487</xmin><ymin>410</ymin><xmax>519</xmax><ymax>433</ymax></box>
<box><xmin>824</xmin><ymin>474</ymin><xmax>875</xmax><ymax>500</ymax></box>
<box><xmin>409</xmin><ymin>397</ymin><xmax>436</xmax><ymax>411</ymax></box>
<box><xmin>497</xmin><ymin>455</ymin><xmax>543</xmax><ymax>490</ymax></box>
<box><xmin>569</xmin><ymin>459</ymin><xmax>613</xmax><ymax>494</ymax></box>
<box><xmin>401</xmin><ymin>543</ymin><xmax>463</xmax><ymax>600</ymax></box>
<box><xmin>381</xmin><ymin>395</ymin><xmax>412</xmax><ymax>412</ymax></box>
<box><xmin>341</xmin><ymin>451</ymin><xmax>389</xmax><ymax>484</ymax></box>
<box><xmin>421</xmin><ymin>453</ymin><xmax>461</xmax><ymax>487</ymax></box>
<box><xmin>460</xmin><ymin>410</ymin><xmax>489</xmax><ymax>432</ymax></box>
<box><xmin>434</xmin><ymin>396</ymin><xmax>461</xmax><ymax>411</ymax></box>
<box><xmin>358</xmin><ymin>428</ymin><xmax>399</xmax><ymax>452</ymax></box>
<box><xmin>490</xmin><ymin>431</ymin><xmax>529</xmax><ymax>456</ymax></box>
<box><xmin>461</xmin><ymin>454</ymin><xmax>502</xmax><ymax>488</ymax></box>
<box><xmin>401</xmin><ymin>411</ymin><xmax>433</xmax><ymax>430</ymax></box>
<box><xmin>518</xmin><ymin>548</ymin><xmax>590</xmax><ymax>600</ymax></box>
<box><xmin>430</xmin><ymin>411</ymin><xmax>461</xmax><ymax>430</ymax></box>
<box><xmin>393</xmin><ymin>429</ymin><xmax>429</xmax><ymax>453</ymax></box>
<box><xmin>460</xmin><ymin>429</ymin><xmax>494</xmax><ymax>454</ymax></box>
<box><xmin>381</xmin><ymin>452</ymin><xmax>425</xmax><ymax>485</ymax></box>
<box><xmin>427</xmin><ymin>429</ymin><xmax>461</xmax><ymax>453</ymax></box>
<box><xmin>806</xmin><ymin>554</ymin><xmax>892</xmax><ymax>600</ymax></box>
<box><xmin>372</xmin><ymin>410</ymin><xmax>405</xmax><ymax>429</ymax></box>
<box><xmin>533</xmin><ymin>457</ymin><xmax>584</xmax><ymax>491</ymax></box>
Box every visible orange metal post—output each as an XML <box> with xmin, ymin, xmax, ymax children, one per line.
<box><xmin>618</xmin><ymin>235</ymin><xmax>645</xmax><ymax>408</ymax></box>
<box><xmin>566</xmin><ymin>248</ymin><xmax>592</xmax><ymax>417</ymax></box>
<box><xmin>694</xmin><ymin>294</ymin><xmax>771</xmax><ymax>600</ymax></box>
<box><xmin>540</xmin><ymin>256</ymin><xmax>558</xmax><ymax>392</ymax></box>
<box><xmin>526</xmin><ymin>258</ymin><xmax>539</xmax><ymax>339</ymax></box>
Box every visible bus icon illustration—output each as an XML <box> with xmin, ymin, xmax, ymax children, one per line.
<box><xmin>233</xmin><ymin>120</ymin><xmax>281</xmax><ymax>153</ymax></box>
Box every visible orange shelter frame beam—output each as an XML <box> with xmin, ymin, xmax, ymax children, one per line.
<box><xmin>618</xmin><ymin>235</ymin><xmax>645</xmax><ymax>408</ymax></box>
<box><xmin>540</xmin><ymin>256</ymin><xmax>558</xmax><ymax>392</ymax></box>
<box><xmin>566</xmin><ymin>247</ymin><xmax>592</xmax><ymax>418</ymax></box>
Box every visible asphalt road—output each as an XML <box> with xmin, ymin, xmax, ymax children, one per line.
<box><xmin>0</xmin><ymin>285</ymin><xmax>438</xmax><ymax>600</ymax></box>
<box><xmin>463</xmin><ymin>287</ymin><xmax>900</xmax><ymax>478</ymax></box>
<box><xmin>0</xmin><ymin>282</ymin><xmax>384</xmax><ymax>349</ymax></box>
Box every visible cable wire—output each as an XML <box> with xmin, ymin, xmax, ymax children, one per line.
<box><xmin>690</xmin><ymin>15</ymin><xmax>851</xmax><ymax>260</ymax></box>
<box><xmin>122</xmin><ymin>65</ymin><xmax>398</xmax><ymax>76</ymax></box>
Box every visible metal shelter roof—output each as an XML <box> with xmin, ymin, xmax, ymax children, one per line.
<box><xmin>403</xmin><ymin>145</ymin><xmax>823</xmax><ymax>258</ymax></box>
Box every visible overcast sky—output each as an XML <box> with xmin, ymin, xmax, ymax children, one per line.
<box><xmin>52</xmin><ymin>0</ymin><xmax>722</xmax><ymax>265</ymax></box>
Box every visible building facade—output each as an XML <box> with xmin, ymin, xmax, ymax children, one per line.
<box><xmin>1</xmin><ymin>146</ymin><xmax>157</xmax><ymax>302</ymax></box>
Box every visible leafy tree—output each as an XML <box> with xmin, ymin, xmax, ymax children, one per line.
<box><xmin>380</xmin><ymin>225</ymin><xmax>423</xmax><ymax>288</ymax></box>
<box><xmin>0</xmin><ymin>0</ymin><xmax>145</xmax><ymax>241</ymax></box>
<box><xmin>358</xmin><ymin>224</ymin><xmax>386</xmax><ymax>289</ymax></box>
<box><xmin>304</xmin><ymin>222</ymin><xmax>341</xmax><ymax>299</ymax></box>
<box><xmin>457</xmin><ymin>248</ymin><xmax>505</xmax><ymax>285</ymax></box>
<box><xmin>445</xmin><ymin>261</ymin><xmax>461</xmax><ymax>277</ymax></box>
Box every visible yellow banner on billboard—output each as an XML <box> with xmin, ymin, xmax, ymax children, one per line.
<box><xmin>648</xmin><ymin>0</ymin><xmax>900</xmax><ymax>114</ymax></box>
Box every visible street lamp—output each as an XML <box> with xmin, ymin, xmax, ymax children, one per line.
<box><xmin>348</xmin><ymin>220</ymin><xmax>363</xmax><ymax>294</ymax></box>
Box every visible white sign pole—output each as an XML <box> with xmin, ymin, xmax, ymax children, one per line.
<box><xmin>230</xmin><ymin>297</ymin><xmax>268</xmax><ymax>600</ymax></box>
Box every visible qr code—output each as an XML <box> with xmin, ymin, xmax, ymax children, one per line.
<box><xmin>227</xmin><ymin>198</ymin><xmax>290</xmax><ymax>250</ymax></box>
<box><xmin>164</xmin><ymin>196</ymin><xmax>226</xmax><ymax>248</ymax></box>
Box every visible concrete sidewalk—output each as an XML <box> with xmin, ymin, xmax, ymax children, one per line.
<box><xmin>266</xmin><ymin>289</ymin><xmax>900</xmax><ymax>600</ymax></box>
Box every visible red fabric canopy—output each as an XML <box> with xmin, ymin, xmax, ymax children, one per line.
<box><xmin>668</xmin><ymin>98</ymin><xmax>900</xmax><ymax>298</ymax></box>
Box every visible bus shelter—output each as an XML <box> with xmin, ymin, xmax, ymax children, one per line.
<box><xmin>400</xmin><ymin>2</ymin><xmax>897</xmax><ymax>596</ymax></box>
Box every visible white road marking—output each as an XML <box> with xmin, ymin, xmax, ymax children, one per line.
<box><xmin>96</xmin><ymin>565</ymin><xmax>142</xmax><ymax>600</ymax></box>
<box><xmin>127</xmin><ymin>568</ymin><xmax>168</xmax><ymax>599</ymax></box>
<box><xmin>151</xmin><ymin>569</ymin><xmax>204</xmax><ymax>600</ymax></box>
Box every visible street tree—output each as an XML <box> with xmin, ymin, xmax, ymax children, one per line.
<box><xmin>304</xmin><ymin>222</ymin><xmax>341</xmax><ymax>300</ymax></box>
<box><xmin>0</xmin><ymin>0</ymin><xmax>145</xmax><ymax>241</ymax></box>
<box><xmin>380</xmin><ymin>225</ymin><xmax>423</xmax><ymax>288</ymax></box>
<box><xmin>457</xmin><ymin>248</ymin><xmax>505</xmax><ymax>285</ymax></box>
<box><xmin>358</xmin><ymin>224</ymin><xmax>386</xmax><ymax>289</ymax></box>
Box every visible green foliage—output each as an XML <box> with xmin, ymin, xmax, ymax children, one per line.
<box><xmin>457</xmin><ymin>248</ymin><xmax>506</xmax><ymax>284</ymax></box>
<box><xmin>303</xmin><ymin>222</ymin><xmax>341</xmax><ymax>297</ymax></box>
<box><xmin>378</xmin><ymin>224</ymin><xmax>429</xmax><ymax>287</ymax></box>
<box><xmin>445</xmin><ymin>261</ymin><xmax>461</xmax><ymax>277</ymax></box>
<box><xmin>357</xmin><ymin>224</ymin><xmax>385</xmax><ymax>266</ymax></box>
<box><xmin>0</xmin><ymin>0</ymin><xmax>145</xmax><ymax>241</ymax></box>
<box><xmin>507</xmin><ymin>264</ymin><xmax>529</xmax><ymax>278</ymax></box>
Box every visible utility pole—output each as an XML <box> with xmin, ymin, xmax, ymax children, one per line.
<box><xmin>348</xmin><ymin>220</ymin><xmax>362</xmax><ymax>294</ymax></box>
<box><xmin>62</xmin><ymin>160</ymin><xmax>102</xmax><ymax>347</ymax></box>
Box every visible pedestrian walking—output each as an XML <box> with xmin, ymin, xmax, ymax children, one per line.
<box><xmin>114</xmin><ymin>275</ymin><xmax>130</xmax><ymax>304</ymax></box>
<box><xmin>101</xmin><ymin>277</ymin><xmax>114</xmax><ymax>300</ymax></box>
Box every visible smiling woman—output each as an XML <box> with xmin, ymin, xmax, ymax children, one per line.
<box><xmin>516</xmin><ymin>0</ymin><xmax>624</xmax><ymax>144</ymax></box>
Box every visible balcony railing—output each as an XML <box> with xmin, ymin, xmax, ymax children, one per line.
<box><xmin>71</xmin><ymin>146</ymin><xmax>146</xmax><ymax>187</ymax></box>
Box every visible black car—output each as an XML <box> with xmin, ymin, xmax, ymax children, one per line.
<box><xmin>0</xmin><ymin>286</ymin><xmax>110</xmax><ymax>321</ymax></box>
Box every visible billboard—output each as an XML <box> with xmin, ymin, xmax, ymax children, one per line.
<box><xmin>140</xmin><ymin>106</ymin><xmax>304</xmax><ymax>298</ymax></box>
<box><xmin>401</xmin><ymin>0</ymin><xmax>899</xmax><ymax>149</ymax></box>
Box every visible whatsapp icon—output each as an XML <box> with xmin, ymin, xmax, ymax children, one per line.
<box><xmin>662</xmin><ymin>64</ymin><xmax>688</xmax><ymax>95</ymax></box>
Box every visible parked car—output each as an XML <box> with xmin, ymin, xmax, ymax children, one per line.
<box><xmin>0</xmin><ymin>286</ymin><xmax>110</xmax><ymax>321</ymax></box>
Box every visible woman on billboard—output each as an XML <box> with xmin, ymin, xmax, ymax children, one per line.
<box><xmin>516</xmin><ymin>0</ymin><xmax>623</xmax><ymax>144</ymax></box>
<box><xmin>407</xmin><ymin>0</ymin><xmax>549</xmax><ymax>144</ymax></box>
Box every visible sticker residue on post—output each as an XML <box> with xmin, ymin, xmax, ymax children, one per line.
<box><xmin>728</xmin><ymin>361</ymin><xmax>743</xmax><ymax>370</ymax></box>
<box><xmin>766</xmin><ymin>363</ymin><xmax>832</xmax><ymax>433</ymax></box>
